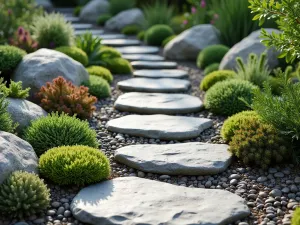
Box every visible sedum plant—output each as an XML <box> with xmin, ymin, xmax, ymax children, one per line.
<box><xmin>0</xmin><ymin>171</ymin><xmax>50</xmax><ymax>219</ymax></box>
<box><xmin>86</xmin><ymin>66</ymin><xmax>113</xmax><ymax>83</ymax></box>
<box><xmin>0</xmin><ymin>79</ymin><xmax>30</xmax><ymax>99</ymax></box>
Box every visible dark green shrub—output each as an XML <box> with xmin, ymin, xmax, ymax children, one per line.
<box><xmin>0</xmin><ymin>79</ymin><xmax>30</xmax><ymax>99</ymax></box>
<box><xmin>221</xmin><ymin>110</ymin><xmax>260</xmax><ymax>142</ymax></box>
<box><xmin>82</xmin><ymin>75</ymin><xmax>111</xmax><ymax>99</ymax></box>
<box><xmin>204</xmin><ymin>79</ymin><xmax>258</xmax><ymax>116</ymax></box>
<box><xmin>73</xmin><ymin>6</ymin><xmax>82</xmax><ymax>16</ymax></box>
<box><xmin>121</xmin><ymin>25</ymin><xmax>141</xmax><ymax>35</ymax></box>
<box><xmin>109</xmin><ymin>0</ymin><xmax>136</xmax><ymax>16</ymax></box>
<box><xmin>162</xmin><ymin>35</ymin><xmax>176</xmax><ymax>47</ymax></box>
<box><xmin>24</xmin><ymin>113</ymin><xmax>98</xmax><ymax>156</ymax></box>
<box><xmin>197</xmin><ymin>45</ymin><xmax>229</xmax><ymax>69</ymax></box>
<box><xmin>137</xmin><ymin>31</ymin><xmax>145</xmax><ymax>41</ymax></box>
<box><xmin>204</xmin><ymin>63</ymin><xmax>220</xmax><ymax>75</ymax></box>
<box><xmin>97</xmin><ymin>14</ymin><xmax>112</xmax><ymax>26</ymax></box>
<box><xmin>292</xmin><ymin>208</ymin><xmax>300</xmax><ymax>225</ymax></box>
<box><xmin>39</xmin><ymin>145</ymin><xmax>110</xmax><ymax>186</ymax></box>
<box><xmin>55</xmin><ymin>46</ymin><xmax>88</xmax><ymax>66</ymax></box>
<box><xmin>145</xmin><ymin>24</ymin><xmax>174</xmax><ymax>46</ymax></box>
<box><xmin>103</xmin><ymin>58</ymin><xmax>133</xmax><ymax>74</ymax></box>
<box><xmin>0</xmin><ymin>93</ymin><xmax>17</xmax><ymax>133</ymax></box>
<box><xmin>0</xmin><ymin>171</ymin><xmax>50</xmax><ymax>219</ymax></box>
<box><xmin>200</xmin><ymin>70</ymin><xmax>235</xmax><ymax>91</ymax></box>
<box><xmin>86</xmin><ymin>66</ymin><xmax>113</xmax><ymax>83</ymax></box>
<box><xmin>229</xmin><ymin>118</ymin><xmax>289</xmax><ymax>169</ymax></box>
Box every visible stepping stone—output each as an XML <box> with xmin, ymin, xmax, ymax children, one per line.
<box><xmin>134</xmin><ymin>69</ymin><xmax>189</xmax><ymax>79</ymax></box>
<box><xmin>102</xmin><ymin>39</ymin><xmax>141</xmax><ymax>47</ymax></box>
<box><xmin>115</xmin><ymin>92</ymin><xmax>203</xmax><ymax>114</ymax></box>
<box><xmin>131</xmin><ymin>61</ymin><xmax>178</xmax><ymax>69</ymax></box>
<box><xmin>75</xmin><ymin>29</ymin><xmax>104</xmax><ymax>36</ymax></box>
<box><xmin>115</xmin><ymin>142</ymin><xmax>232</xmax><ymax>175</ymax></box>
<box><xmin>96</xmin><ymin>34</ymin><xmax>126</xmax><ymax>39</ymax></box>
<box><xmin>72</xmin><ymin>23</ymin><xmax>93</xmax><ymax>30</ymax></box>
<box><xmin>122</xmin><ymin>54</ymin><xmax>164</xmax><ymax>61</ymax></box>
<box><xmin>118</xmin><ymin>78</ymin><xmax>190</xmax><ymax>93</ymax></box>
<box><xmin>116</xmin><ymin>46</ymin><xmax>159</xmax><ymax>54</ymax></box>
<box><xmin>71</xmin><ymin>177</ymin><xmax>250</xmax><ymax>225</ymax></box>
<box><xmin>64</xmin><ymin>16</ymin><xmax>80</xmax><ymax>22</ymax></box>
<box><xmin>106</xmin><ymin>114</ymin><xmax>213</xmax><ymax>140</ymax></box>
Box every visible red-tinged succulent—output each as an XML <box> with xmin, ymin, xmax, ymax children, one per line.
<box><xmin>9</xmin><ymin>27</ymin><xmax>38</xmax><ymax>53</ymax></box>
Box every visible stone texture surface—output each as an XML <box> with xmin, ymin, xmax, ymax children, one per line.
<box><xmin>116</xmin><ymin>46</ymin><xmax>159</xmax><ymax>54</ymax></box>
<box><xmin>75</xmin><ymin>29</ymin><xmax>104</xmax><ymax>35</ymax></box>
<box><xmin>122</xmin><ymin>54</ymin><xmax>164</xmax><ymax>61</ymax></box>
<box><xmin>105</xmin><ymin>8</ymin><xmax>144</xmax><ymax>31</ymax></box>
<box><xmin>114</xmin><ymin>92</ymin><xmax>203</xmax><ymax>114</ymax></box>
<box><xmin>71</xmin><ymin>177</ymin><xmax>250</xmax><ymax>225</ymax></box>
<box><xmin>106</xmin><ymin>114</ymin><xmax>213</xmax><ymax>140</ymax></box>
<box><xmin>164</xmin><ymin>24</ymin><xmax>220</xmax><ymax>60</ymax></box>
<box><xmin>6</xmin><ymin>98</ymin><xmax>48</xmax><ymax>133</ymax></box>
<box><xmin>79</xmin><ymin>0</ymin><xmax>109</xmax><ymax>22</ymax></box>
<box><xmin>115</xmin><ymin>142</ymin><xmax>232</xmax><ymax>175</ymax></box>
<box><xmin>131</xmin><ymin>61</ymin><xmax>178</xmax><ymax>69</ymax></box>
<box><xmin>65</xmin><ymin>16</ymin><xmax>80</xmax><ymax>23</ymax></box>
<box><xmin>102</xmin><ymin>39</ymin><xmax>141</xmax><ymax>47</ymax></box>
<box><xmin>133</xmin><ymin>69</ymin><xmax>188</xmax><ymax>79</ymax></box>
<box><xmin>118</xmin><ymin>78</ymin><xmax>190</xmax><ymax>93</ymax></box>
<box><xmin>220</xmin><ymin>29</ymin><xmax>281</xmax><ymax>70</ymax></box>
<box><xmin>72</xmin><ymin>23</ymin><xmax>93</xmax><ymax>30</ymax></box>
<box><xmin>13</xmin><ymin>48</ymin><xmax>89</xmax><ymax>96</ymax></box>
<box><xmin>0</xmin><ymin>131</ymin><xmax>38</xmax><ymax>184</ymax></box>
<box><xmin>100</xmin><ymin>34</ymin><xmax>126</xmax><ymax>39</ymax></box>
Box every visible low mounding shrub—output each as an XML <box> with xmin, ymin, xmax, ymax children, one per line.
<box><xmin>292</xmin><ymin>208</ymin><xmax>300</xmax><ymax>225</ymax></box>
<box><xmin>0</xmin><ymin>93</ymin><xmax>17</xmax><ymax>133</ymax></box>
<box><xmin>200</xmin><ymin>70</ymin><xmax>236</xmax><ymax>91</ymax></box>
<box><xmin>32</xmin><ymin>13</ymin><xmax>75</xmax><ymax>49</ymax></box>
<box><xmin>103</xmin><ymin>58</ymin><xmax>133</xmax><ymax>74</ymax></box>
<box><xmin>39</xmin><ymin>145</ymin><xmax>111</xmax><ymax>186</ymax></box>
<box><xmin>0</xmin><ymin>79</ymin><xmax>30</xmax><ymax>99</ymax></box>
<box><xmin>229</xmin><ymin>118</ymin><xmax>289</xmax><ymax>169</ymax></box>
<box><xmin>55</xmin><ymin>46</ymin><xmax>88</xmax><ymax>66</ymax></box>
<box><xmin>86</xmin><ymin>66</ymin><xmax>113</xmax><ymax>83</ymax></box>
<box><xmin>204</xmin><ymin>79</ymin><xmax>258</xmax><ymax>116</ymax></box>
<box><xmin>0</xmin><ymin>171</ymin><xmax>50</xmax><ymax>219</ymax></box>
<box><xmin>197</xmin><ymin>45</ymin><xmax>230</xmax><ymax>69</ymax></box>
<box><xmin>121</xmin><ymin>25</ymin><xmax>141</xmax><ymax>35</ymax></box>
<box><xmin>9</xmin><ymin>27</ymin><xmax>38</xmax><ymax>53</ymax></box>
<box><xmin>145</xmin><ymin>24</ymin><xmax>174</xmax><ymax>46</ymax></box>
<box><xmin>24</xmin><ymin>112</ymin><xmax>98</xmax><ymax>156</ymax></box>
<box><xmin>99</xmin><ymin>46</ymin><xmax>122</xmax><ymax>59</ymax></box>
<box><xmin>73</xmin><ymin>6</ymin><xmax>82</xmax><ymax>16</ymax></box>
<box><xmin>36</xmin><ymin>76</ymin><xmax>97</xmax><ymax>120</ymax></box>
<box><xmin>204</xmin><ymin>63</ymin><xmax>220</xmax><ymax>75</ymax></box>
<box><xmin>162</xmin><ymin>35</ymin><xmax>176</xmax><ymax>47</ymax></box>
<box><xmin>109</xmin><ymin>0</ymin><xmax>136</xmax><ymax>16</ymax></box>
<box><xmin>82</xmin><ymin>75</ymin><xmax>111</xmax><ymax>99</ymax></box>
<box><xmin>221</xmin><ymin>111</ymin><xmax>260</xmax><ymax>142</ymax></box>
<box><xmin>137</xmin><ymin>31</ymin><xmax>145</xmax><ymax>41</ymax></box>
<box><xmin>97</xmin><ymin>14</ymin><xmax>112</xmax><ymax>26</ymax></box>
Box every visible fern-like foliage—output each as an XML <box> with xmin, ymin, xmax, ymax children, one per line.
<box><xmin>0</xmin><ymin>79</ymin><xmax>30</xmax><ymax>99</ymax></box>
<box><xmin>0</xmin><ymin>91</ymin><xmax>18</xmax><ymax>133</ymax></box>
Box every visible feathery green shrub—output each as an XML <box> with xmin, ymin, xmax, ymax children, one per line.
<box><xmin>292</xmin><ymin>208</ymin><xmax>300</xmax><ymax>225</ymax></box>
<box><xmin>82</xmin><ymin>75</ymin><xmax>111</xmax><ymax>99</ymax></box>
<box><xmin>0</xmin><ymin>79</ymin><xmax>30</xmax><ymax>99</ymax></box>
<box><xmin>137</xmin><ymin>31</ymin><xmax>145</xmax><ymax>41</ymax></box>
<box><xmin>197</xmin><ymin>45</ymin><xmax>229</xmax><ymax>69</ymax></box>
<box><xmin>86</xmin><ymin>66</ymin><xmax>113</xmax><ymax>83</ymax></box>
<box><xmin>145</xmin><ymin>24</ymin><xmax>174</xmax><ymax>46</ymax></box>
<box><xmin>204</xmin><ymin>63</ymin><xmax>220</xmax><ymax>75</ymax></box>
<box><xmin>55</xmin><ymin>46</ymin><xmax>88</xmax><ymax>66</ymax></box>
<box><xmin>39</xmin><ymin>145</ymin><xmax>110</xmax><ymax>186</ymax></box>
<box><xmin>121</xmin><ymin>25</ymin><xmax>141</xmax><ymax>35</ymax></box>
<box><xmin>102</xmin><ymin>57</ymin><xmax>132</xmax><ymax>74</ymax></box>
<box><xmin>109</xmin><ymin>0</ymin><xmax>136</xmax><ymax>16</ymax></box>
<box><xmin>97</xmin><ymin>14</ymin><xmax>112</xmax><ymax>26</ymax></box>
<box><xmin>0</xmin><ymin>93</ymin><xmax>17</xmax><ymax>133</ymax></box>
<box><xmin>200</xmin><ymin>70</ymin><xmax>235</xmax><ymax>91</ymax></box>
<box><xmin>162</xmin><ymin>35</ymin><xmax>176</xmax><ymax>47</ymax></box>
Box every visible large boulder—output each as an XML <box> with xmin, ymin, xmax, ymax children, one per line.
<box><xmin>163</xmin><ymin>24</ymin><xmax>220</xmax><ymax>60</ymax></box>
<box><xmin>0</xmin><ymin>131</ymin><xmax>38</xmax><ymax>184</ymax></box>
<box><xmin>12</xmin><ymin>48</ymin><xmax>89</xmax><ymax>96</ymax></box>
<box><xmin>79</xmin><ymin>0</ymin><xmax>109</xmax><ymax>23</ymax></box>
<box><xmin>6</xmin><ymin>98</ymin><xmax>47</xmax><ymax>133</ymax></box>
<box><xmin>105</xmin><ymin>8</ymin><xmax>145</xmax><ymax>31</ymax></box>
<box><xmin>219</xmin><ymin>29</ymin><xmax>281</xmax><ymax>70</ymax></box>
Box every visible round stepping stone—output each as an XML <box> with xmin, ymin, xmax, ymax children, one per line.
<box><xmin>118</xmin><ymin>78</ymin><xmax>190</xmax><ymax>93</ymax></box>
<box><xmin>106</xmin><ymin>114</ymin><xmax>213</xmax><ymax>140</ymax></box>
<box><xmin>75</xmin><ymin>29</ymin><xmax>104</xmax><ymax>35</ymax></box>
<box><xmin>122</xmin><ymin>54</ymin><xmax>164</xmax><ymax>61</ymax></box>
<box><xmin>98</xmin><ymin>34</ymin><xmax>126</xmax><ymax>39</ymax></box>
<box><xmin>71</xmin><ymin>177</ymin><xmax>250</xmax><ymax>225</ymax></box>
<box><xmin>134</xmin><ymin>69</ymin><xmax>189</xmax><ymax>79</ymax></box>
<box><xmin>116</xmin><ymin>46</ymin><xmax>159</xmax><ymax>54</ymax></box>
<box><xmin>115</xmin><ymin>92</ymin><xmax>203</xmax><ymax>114</ymax></box>
<box><xmin>131</xmin><ymin>61</ymin><xmax>177</xmax><ymax>69</ymax></box>
<box><xmin>72</xmin><ymin>23</ymin><xmax>93</xmax><ymax>30</ymax></box>
<box><xmin>102</xmin><ymin>39</ymin><xmax>141</xmax><ymax>47</ymax></box>
<box><xmin>64</xmin><ymin>16</ymin><xmax>80</xmax><ymax>22</ymax></box>
<box><xmin>115</xmin><ymin>142</ymin><xmax>232</xmax><ymax>175</ymax></box>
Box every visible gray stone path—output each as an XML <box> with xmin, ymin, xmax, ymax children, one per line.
<box><xmin>116</xmin><ymin>46</ymin><xmax>160</xmax><ymax>54</ymax></box>
<box><xmin>131</xmin><ymin>61</ymin><xmax>178</xmax><ymax>69</ymax></box>
<box><xmin>75</xmin><ymin>29</ymin><xmax>104</xmax><ymax>35</ymax></box>
<box><xmin>122</xmin><ymin>54</ymin><xmax>164</xmax><ymax>61</ymax></box>
<box><xmin>102</xmin><ymin>39</ymin><xmax>141</xmax><ymax>47</ymax></box>
<box><xmin>72</xmin><ymin>23</ymin><xmax>93</xmax><ymax>30</ymax></box>
<box><xmin>133</xmin><ymin>69</ymin><xmax>189</xmax><ymax>79</ymax></box>
<box><xmin>98</xmin><ymin>34</ymin><xmax>126</xmax><ymax>39</ymax></box>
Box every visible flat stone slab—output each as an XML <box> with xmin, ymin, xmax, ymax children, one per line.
<box><xmin>96</xmin><ymin>34</ymin><xmax>126</xmax><ymax>39</ymax></box>
<box><xmin>75</xmin><ymin>29</ymin><xmax>104</xmax><ymax>35</ymax></box>
<box><xmin>64</xmin><ymin>16</ymin><xmax>80</xmax><ymax>22</ymax></box>
<box><xmin>133</xmin><ymin>69</ymin><xmax>189</xmax><ymax>79</ymax></box>
<box><xmin>72</xmin><ymin>23</ymin><xmax>93</xmax><ymax>30</ymax></box>
<box><xmin>115</xmin><ymin>142</ymin><xmax>232</xmax><ymax>175</ymax></box>
<box><xmin>106</xmin><ymin>114</ymin><xmax>213</xmax><ymax>140</ymax></box>
<box><xmin>116</xmin><ymin>46</ymin><xmax>159</xmax><ymax>54</ymax></box>
<box><xmin>122</xmin><ymin>54</ymin><xmax>164</xmax><ymax>61</ymax></box>
<box><xmin>102</xmin><ymin>39</ymin><xmax>141</xmax><ymax>47</ymax></box>
<box><xmin>131</xmin><ymin>61</ymin><xmax>178</xmax><ymax>69</ymax></box>
<box><xmin>115</xmin><ymin>92</ymin><xmax>203</xmax><ymax>114</ymax></box>
<box><xmin>118</xmin><ymin>78</ymin><xmax>190</xmax><ymax>93</ymax></box>
<box><xmin>71</xmin><ymin>177</ymin><xmax>250</xmax><ymax>225</ymax></box>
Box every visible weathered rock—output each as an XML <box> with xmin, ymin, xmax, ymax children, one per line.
<box><xmin>79</xmin><ymin>0</ymin><xmax>109</xmax><ymax>22</ymax></box>
<box><xmin>115</xmin><ymin>142</ymin><xmax>232</xmax><ymax>175</ymax></box>
<box><xmin>114</xmin><ymin>92</ymin><xmax>203</xmax><ymax>114</ymax></box>
<box><xmin>102</xmin><ymin>39</ymin><xmax>141</xmax><ymax>47</ymax></box>
<box><xmin>0</xmin><ymin>131</ymin><xmax>38</xmax><ymax>184</ymax></box>
<box><xmin>106</xmin><ymin>114</ymin><xmax>213</xmax><ymax>140</ymax></box>
<box><xmin>118</xmin><ymin>78</ymin><xmax>190</xmax><ymax>93</ymax></box>
<box><xmin>13</xmin><ymin>48</ymin><xmax>89</xmax><ymax>96</ymax></box>
<box><xmin>163</xmin><ymin>24</ymin><xmax>220</xmax><ymax>60</ymax></box>
<box><xmin>133</xmin><ymin>69</ymin><xmax>188</xmax><ymax>79</ymax></box>
<box><xmin>6</xmin><ymin>98</ymin><xmax>48</xmax><ymax>132</ymax></box>
<box><xmin>35</xmin><ymin>0</ymin><xmax>53</xmax><ymax>11</ymax></box>
<box><xmin>116</xmin><ymin>46</ymin><xmax>159</xmax><ymax>54</ymax></box>
<box><xmin>131</xmin><ymin>61</ymin><xmax>178</xmax><ymax>69</ymax></box>
<box><xmin>220</xmin><ymin>29</ymin><xmax>281</xmax><ymax>70</ymax></box>
<box><xmin>71</xmin><ymin>177</ymin><xmax>250</xmax><ymax>225</ymax></box>
<box><xmin>72</xmin><ymin>23</ymin><xmax>93</xmax><ymax>30</ymax></box>
<box><xmin>105</xmin><ymin>8</ymin><xmax>144</xmax><ymax>31</ymax></box>
<box><xmin>75</xmin><ymin>29</ymin><xmax>104</xmax><ymax>36</ymax></box>
<box><xmin>123</xmin><ymin>54</ymin><xmax>164</xmax><ymax>61</ymax></box>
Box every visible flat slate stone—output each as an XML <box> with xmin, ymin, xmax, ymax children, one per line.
<box><xmin>116</xmin><ymin>46</ymin><xmax>159</xmax><ymax>54</ymax></box>
<box><xmin>71</xmin><ymin>177</ymin><xmax>250</xmax><ymax>225</ymax></box>
<box><xmin>106</xmin><ymin>114</ymin><xmax>213</xmax><ymax>140</ymax></box>
<box><xmin>75</xmin><ymin>29</ymin><xmax>104</xmax><ymax>35</ymax></box>
<box><xmin>122</xmin><ymin>54</ymin><xmax>164</xmax><ymax>61</ymax></box>
<box><xmin>133</xmin><ymin>69</ymin><xmax>189</xmax><ymax>79</ymax></box>
<box><xmin>64</xmin><ymin>16</ymin><xmax>80</xmax><ymax>22</ymax></box>
<box><xmin>96</xmin><ymin>34</ymin><xmax>126</xmax><ymax>39</ymax></box>
<box><xmin>114</xmin><ymin>92</ymin><xmax>203</xmax><ymax>114</ymax></box>
<box><xmin>131</xmin><ymin>61</ymin><xmax>178</xmax><ymax>69</ymax></box>
<box><xmin>118</xmin><ymin>78</ymin><xmax>190</xmax><ymax>93</ymax></box>
<box><xmin>72</xmin><ymin>23</ymin><xmax>93</xmax><ymax>30</ymax></box>
<box><xmin>115</xmin><ymin>142</ymin><xmax>232</xmax><ymax>175</ymax></box>
<box><xmin>102</xmin><ymin>39</ymin><xmax>141</xmax><ymax>47</ymax></box>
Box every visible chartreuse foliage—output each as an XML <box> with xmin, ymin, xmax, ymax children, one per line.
<box><xmin>55</xmin><ymin>46</ymin><xmax>88</xmax><ymax>66</ymax></box>
<box><xmin>0</xmin><ymin>79</ymin><xmax>30</xmax><ymax>99</ymax></box>
<box><xmin>292</xmin><ymin>208</ymin><xmax>300</xmax><ymax>225</ymax></box>
<box><xmin>82</xmin><ymin>75</ymin><xmax>111</xmax><ymax>99</ymax></box>
<box><xmin>197</xmin><ymin>45</ymin><xmax>229</xmax><ymax>69</ymax></box>
<box><xmin>86</xmin><ymin>66</ymin><xmax>113</xmax><ymax>83</ymax></box>
<box><xmin>0</xmin><ymin>92</ymin><xmax>17</xmax><ymax>133</ymax></box>
<box><xmin>200</xmin><ymin>70</ymin><xmax>236</xmax><ymax>91</ymax></box>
